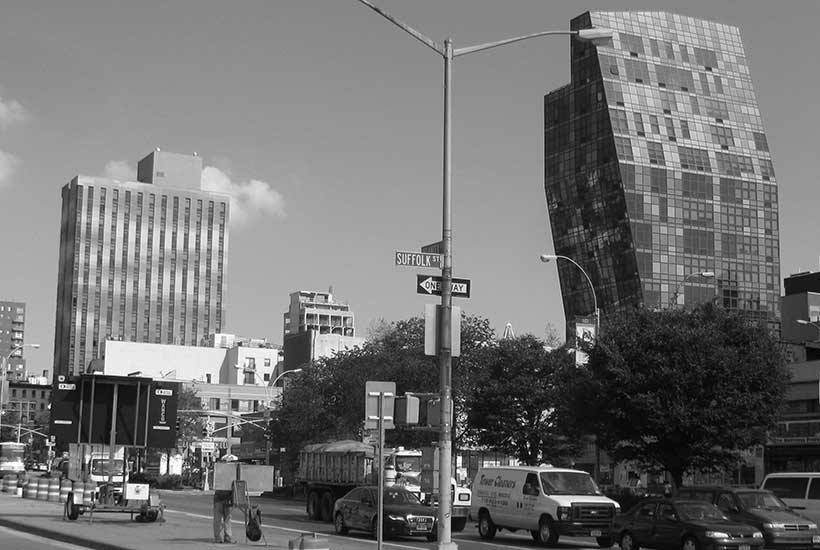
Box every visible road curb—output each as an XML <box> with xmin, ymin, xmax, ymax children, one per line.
<box><xmin>0</xmin><ymin>516</ymin><xmax>133</xmax><ymax>550</ymax></box>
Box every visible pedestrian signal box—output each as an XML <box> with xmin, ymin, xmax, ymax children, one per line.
<box><xmin>394</xmin><ymin>395</ymin><xmax>420</xmax><ymax>425</ymax></box>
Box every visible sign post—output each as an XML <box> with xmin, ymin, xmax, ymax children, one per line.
<box><xmin>365</xmin><ymin>381</ymin><xmax>395</xmax><ymax>550</ymax></box>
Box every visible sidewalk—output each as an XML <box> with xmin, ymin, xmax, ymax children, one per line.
<box><xmin>0</xmin><ymin>492</ymin><xmax>336</xmax><ymax>550</ymax></box>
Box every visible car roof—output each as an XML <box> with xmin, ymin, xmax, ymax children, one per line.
<box><xmin>765</xmin><ymin>472</ymin><xmax>820</xmax><ymax>477</ymax></box>
<box><xmin>679</xmin><ymin>486</ymin><xmax>768</xmax><ymax>493</ymax></box>
<box><xmin>478</xmin><ymin>466</ymin><xmax>591</xmax><ymax>474</ymax></box>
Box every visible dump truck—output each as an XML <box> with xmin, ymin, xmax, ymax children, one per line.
<box><xmin>296</xmin><ymin>440</ymin><xmax>471</xmax><ymax>531</ymax></box>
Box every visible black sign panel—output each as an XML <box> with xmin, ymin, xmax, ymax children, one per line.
<box><xmin>50</xmin><ymin>374</ymin><xmax>180</xmax><ymax>449</ymax></box>
<box><xmin>416</xmin><ymin>275</ymin><xmax>471</xmax><ymax>298</ymax></box>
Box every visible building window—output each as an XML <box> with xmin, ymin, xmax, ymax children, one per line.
<box><xmin>209</xmin><ymin>397</ymin><xmax>220</xmax><ymax>410</ymax></box>
<box><xmin>647</xmin><ymin>142</ymin><xmax>665</xmax><ymax>165</ymax></box>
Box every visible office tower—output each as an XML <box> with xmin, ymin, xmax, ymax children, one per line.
<box><xmin>0</xmin><ymin>301</ymin><xmax>27</xmax><ymax>381</ymax></box>
<box><xmin>545</xmin><ymin>11</ymin><xmax>780</xmax><ymax>336</ymax></box>
<box><xmin>54</xmin><ymin>150</ymin><xmax>231</xmax><ymax>378</ymax></box>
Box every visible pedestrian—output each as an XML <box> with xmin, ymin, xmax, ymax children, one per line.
<box><xmin>213</xmin><ymin>454</ymin><xmax>237</xmax><ymax>544</ymax></box>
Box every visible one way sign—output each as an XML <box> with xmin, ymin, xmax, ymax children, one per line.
<box><xmin>416</xmin><ymin>275</ymin><xmax>471</xmax><ymax>298</ymax></box>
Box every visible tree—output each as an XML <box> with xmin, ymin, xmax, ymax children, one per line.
<box><xmin>177</xmin><ymin>385</ymin><xmax>204</xmax><ymax>447</ymax></box>
<box><xmin>466</xmin><ymin>334</ymin><xmax>579</xmax><ymax>466</ymax></box>
<box><xmin>560</xmin><ymin>303</ymin><xmax>789</xmax><ymax>489</ymax></box>
<box><xmin>270</xmin><ymin>314</ymin><xmax>496</xmax><ymax>473</ymax></box>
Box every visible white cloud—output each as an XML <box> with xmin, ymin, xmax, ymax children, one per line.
<box><xmin>103</xmin><ymin>160</ymin><xmax>134</xmax><ymax>181</ymax></box>
<box><xmin>201</xmin><ymin>166</ymin><xmax>286</xmax><ymax>227</ymax></box>
<box><xmin>0</xmin><ymin>150</ymin><xmax>19</xmax><ymax>187</ymax></box>
<box><xmin>0</xmin><ymin>96</ymin><xmax>25</xmax><ymax>129</ymax></box>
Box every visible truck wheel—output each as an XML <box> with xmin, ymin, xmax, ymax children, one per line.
<box><xmin>478</xmin><ymin>510</ymin><xmax>496</xmax><ymax>540</ymax></box>
<box><xmin>452</xmin><ymin>517</ymin><xmax>467</xmax><ymax>532</ymax></box>
<box><xmin>306</xmin><ymin>491</ymin><xmax>321</xmax><ymax>520</ymax></box>
<box><xmin>320</xmin><ymin>492</ymin><xmax>334</xmax><ymax>522</ymax></box>
<box><xmin>535</xmin><ymin>516</ymin><xmax>559</xmax><ymax>546</ymax></box>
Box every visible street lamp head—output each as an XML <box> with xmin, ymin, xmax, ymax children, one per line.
<box><xmin>576</xmin><ymin>28</ymin><xmax>614</xmax><ymax>44</ymax></box>
<box><xmin>700</xmin><ymin>271</ymin><xmax>716</xmax><ymax>278</ymax></box>
<box><xmin>797</xmin><ymin>319</ymin><xmax>811</xmax><ymax>326</ymax></box>
<box><xmin>540</xmin><ymin>254</ymin><xmax>558</xmax><ymax>263</ymax></box>
<box><xmin>28</xmin><ymin>344</ymin><xmax>40</xmax><ymax>349</ymax></box>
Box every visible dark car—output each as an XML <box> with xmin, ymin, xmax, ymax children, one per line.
<box><xmin>612</xmin><ymin>498</ymin><xmax>765</xmax><ymax>550</ymax></box>
<box><xmin>677</xmin><ymin>486</ymin><xmax>820</xmax><ymax>550</ymax></box>
<box><xmin>332</xmin><ymin>485</ymin><xmax>437</xmax><ymax>541</ymax></box>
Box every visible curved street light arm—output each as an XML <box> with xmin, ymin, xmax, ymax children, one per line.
<box><xmin>355</xmin><ymin>0</ymin><xmax>442</xmax><ymax>55</ymax></box>
<box><xmin>454</xmin><ymin>29</ymin><xmax>577</xmax><ymax>57</ymax></box>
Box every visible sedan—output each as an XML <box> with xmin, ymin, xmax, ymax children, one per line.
<box><xmin>612</xmin><ymin>498</ymin><xmax>765</xmax><ymax>550</ymax></box>
<box><xmin>333</xmin><ymin>485</ymin><xmax>438</xmax><ymax>541</ymax></box>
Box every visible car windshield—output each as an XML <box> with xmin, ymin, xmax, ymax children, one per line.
<box><xmin>90</xmin><ymin>459</ymin><xmax>124</xmax><ymax>476</ymax></box>
<box><xmin>676</xmin><ymin>502</ymin><xmax>728</xmax><ymax>521</ymax></box>
<box><xmin>738</xmin><ymin>491</ymin><xmax>790</xmax><ymax>510</ymax></box>
<box><xmin>540</xmin><ymin>471</ymin><xmax>601</xmax><ymax>495</ymax></box>
<box><xmin>384</xmin><ymin>489</ymin><xmax>422</xmax><ymax>505</ymax></box>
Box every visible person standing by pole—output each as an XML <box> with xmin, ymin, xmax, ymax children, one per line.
<box><xmin>213</xmin><ymin>454</ymin><xmax>237</xmax><ymax>544</ymax></box>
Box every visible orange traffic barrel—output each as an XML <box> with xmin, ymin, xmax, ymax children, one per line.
<box><xmin>71</xmin><ymin>481</ymin><xmax>84</xmax><ymax>505</ymax></box>
<box><xmin>59</xmin><ymin>479</ymin><xmax>72</xmax><ymax>503</ymax></box>
<box><xmin>82</xmin><ymin>482</ymin><xmax>96</xmax><ymax>506</ymax></box>
<box><xmin>36</xmin><ymin>477</ymin><xmax>49</xmax><ymax>500</ymax></box>
<box><xmin>47</xmin><ymin>478</ymin><xmax>61</xmax><ymax>502</ymax></box>
<box><xmin>1</xmin><ymin>476</ymin><xmax>13</xmax><ymax>493</ymax></box>
<box><xmin>23</xmin><ymin>479</ymin><xmax>37</xmax><ymax>499</ymax></box>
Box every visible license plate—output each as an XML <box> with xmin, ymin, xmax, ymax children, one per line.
<box><xmin>591</xmin><ymin>530</ymin><xmax>602</xmax><ymax>537</ymax></box>
<box><xmin>739</xmin><ymin>545</ymin><xmax>750</xmax><ymax>550</ymax></box>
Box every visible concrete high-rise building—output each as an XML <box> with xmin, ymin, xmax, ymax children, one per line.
<box><xmin>545</xmin><ymin>11</ymin><xmax>780</xmax><ymax>337</ymax></box>
<box><xmin>0</xmin><ymin>301</ymin><xmax>27</xmax><ymax>381</ymax></box>
<box><xmin>54</xmin><ymin>150</ymin><xmax>231</xmax><ymax>378</ymax></box>
<box><xmin>282</xmin><ymin>290</ymin><xmax>355</xmax><ymax>340</ymax></box>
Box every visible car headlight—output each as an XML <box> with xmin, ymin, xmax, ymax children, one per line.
<box><xmin>764</xmin><ymin>523</ymin><xmax>786</xmax><ymax>529</ymax></box>
<box><xmin>753</xmin><ymin>532</ymin><xmax>764</xmax><ymax>539</ymax></box>
<box><xmin>557</xmin><ymin>506</ymin><xmax>572</xmax><ymax>521</ymax></box>
<box><xmin>705</xmin><ymin>531</ymin><xmax>730</xmax><ymax>539</ymax></box>
<box><xmin>387</xmin><ymin>514</ymin><xmax>406</xmax><ymax>522</ymax></box>
<box><xmin>809</xmin><ymin>523</ymin><xmax>818</xmax><ymax>530</ymax></box>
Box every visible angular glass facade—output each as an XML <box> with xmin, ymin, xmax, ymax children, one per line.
<box><xmin>545</xmin><ymin>11</ymin><xmax>780</xmax><ymax>336</ymax></box>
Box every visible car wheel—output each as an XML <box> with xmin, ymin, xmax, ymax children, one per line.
<box><xmin>320</xmin><ymin>493</ymin><xmax>334</xmax><ymax>522</ymax></box>
<box><xmin>306</xmin><ymin>491</ymin><xmax>321</xmax><ymax>520</ymax></box>
<box><xmin>426</xmin><ymin>529</ymin><xmax>438</xmax><ymax>542</ymax></box>
<box><xmin>371</xmin><ymin>516</ymin><xmax>379</xmax><ymax>539</ymax></box>
<box><xmin>620</xmin><ymin>532</ymin><xmax>637</xmax><ymax>550</ymax></box>
<box><xmin>333</xmin><ymin>512</ymin><xmax>348</xmax><ymax>535</ymax></box>
<box><xmin>478</xmin><ymin>510</ymin><xmax>496</xmax><ymax>540</ymax></box>
<box><xmin>536</xmin><ymin>517</ymin><xmax>559</xmax><ymax>546</ymax></box>
<box><xmin>682</xmin><ymin>537</ymin><xmax>699</xmax><ymax>550</ymax></box>
<box><xmin>597</xmin><ymin>536</ymin><xmax>614</xmax><ymax>548</ymax></box>
<box><xmin>452</xmin><ymin>516</ymin><xmax>467</xmax><ymax>532</ymax></box>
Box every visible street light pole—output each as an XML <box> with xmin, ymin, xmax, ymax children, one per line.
<box><xmin>540</xmin><ymin>254</ymin><xmax>600</xmax><ymax>337</ymax></box>
<box><xmin>355</xmin><ymin>5</ymin><xmax>611</xmax><ymax>547</ymax></box>
<box><xmin>0</xmin><ymin>343</ymin><xmax>40</xmax><ymax>438</ymax></box>
<box><xmin>670</xmin><ymin>271</ymin><xmax>716</xmax><ymax>308</ymax></box>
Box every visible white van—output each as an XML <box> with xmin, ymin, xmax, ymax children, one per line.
<box><xmin>761</xmin><ymin>472</ymin><xmax>820</xmax><ymax>525</ymax></box>
<box><xmin>470</xmin><ymin>466</ymin><xmax>619</xmax><ymax>547</ymax></box>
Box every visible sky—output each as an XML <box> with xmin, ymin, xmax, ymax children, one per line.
<box><xmin>1</xmin><ymin>0</ymin><xmax>818</xmax><ymax>374</ymax></box>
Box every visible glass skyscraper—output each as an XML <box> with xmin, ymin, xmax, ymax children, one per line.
<box><xmin>53</xmin><ymin>150</ymin><xmax>231</xmax><ymax>378</ymax></box>
<box><xmin>545</xmin><ymin>11</ymin><xmax>780</xmax><ymax>336</ymax></box>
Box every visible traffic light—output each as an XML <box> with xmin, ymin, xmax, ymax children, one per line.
<box><xmin>201</xmin><ymin>426</ymin><xmax>208</xmax><ymax>437</ymax></box>
<box><xmin>263</xmin><ymin>429</ymin><xmax>272</xmax><ymax>441</ymax></box>
<box><xmin>176</xmin><ymin>419</ymin><xmax>181</xmax><ymax>433</ymax></box>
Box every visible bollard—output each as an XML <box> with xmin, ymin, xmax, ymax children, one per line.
<box><xmin>1</xmin><ymin>476</ymin><xmax>12</xmax><ymax>493</ymax></box>
<box><xmin>71</xmin><ymin>481</ymin><xmax>84</xmax><ymax>507</ymax></box>
<box><xmin>47</xmin><ymin>478</ymin><xmax>61</xmax><ymax>502</ymax></box>
<box><xmin>36</xmin><ymin>477</ymin><xmax>50</xmax><ymax>500</ymax></box>
<box><xmin>23</xmin><ymin>480</ymin><xmax>37</xmax><ymax>499</ymax></box>
<box><xmin>59</xmin><ymin>479</ymin><xmax>72</xmax><ymax>503</ymax></box>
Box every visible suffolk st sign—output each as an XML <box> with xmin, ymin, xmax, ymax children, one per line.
<box><xmin>395</xmin><ymin>250</ymin><xmax>443</xmax><ymax>270</ymax></box>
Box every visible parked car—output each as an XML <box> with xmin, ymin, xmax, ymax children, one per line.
<box><xmin>612</xmin><ymin>497</ymin><xmax>764</xmax><ymax>550</ymax></box>
<box><xmin>677</xmin><ymin>486</ymin><xmax>820</xmax><ymax>550</ymax></box>
<box><xmin>332</xmin><ymin>485</ymin><xmax>437</xmax><ymax>541</ymax></box>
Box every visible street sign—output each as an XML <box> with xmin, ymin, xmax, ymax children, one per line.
<box><xmin>395</xmin><ymin>250</ymin><xmax>443</xmax><ymax>269</ymax></box>
<box><xmin>416</xmin><ymin>275</ymin><xmax>471</xmax><ymax>298</ymax></box>
<box><xmin>421</xmin><ymin>240</ymin><xmax>443</xmax><ymax>254</ymax></box>
<box><xmin>365</xmin><ymin>381</ymin><xmax>395</xmax><ymax>430</ymax></box>
<box><xmin>200</xmin><ymin>441</ymin><xmax>215</xmax><ymax>452</ymax></box>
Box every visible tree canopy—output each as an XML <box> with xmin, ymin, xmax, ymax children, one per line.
<box><xmin>560</xmin><ymin>303</ymin><xmax>789</xmax><ymax>488</ymax></box>
<box><xmin>466</xmin><ymin>334</ymin><xmax>579</xmax><ymax>466</ymax></box>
